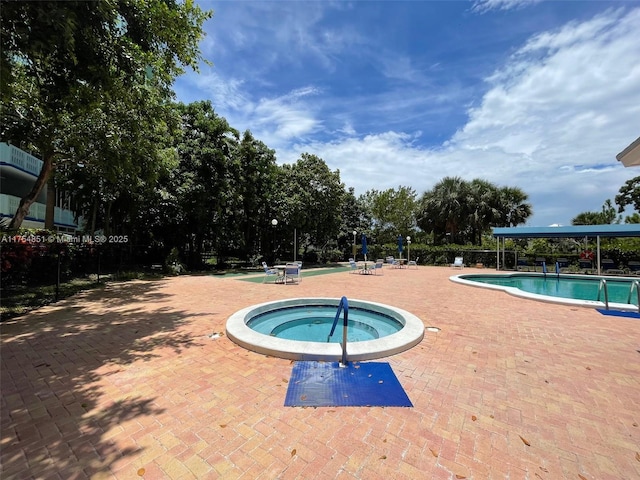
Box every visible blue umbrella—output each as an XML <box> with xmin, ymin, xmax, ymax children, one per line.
<box><xmin>397</xmin><ymin>235</ymin><xmax>403</xmax><ymax>257</ymax></box>
<box><xmin>361</xmin><ymin>234</ymin><xmax>368</xmax><ymax>261</ymax></box>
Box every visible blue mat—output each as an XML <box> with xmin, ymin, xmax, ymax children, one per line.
<box><xmin>285</xmin><ymin>361</ymin><xmax>413</xmax><ymax>407</ymax></box>
<box><xmin>597</xmin><ymin>309</ymin><xmax>640</xmax><ymax>319</ymax></box>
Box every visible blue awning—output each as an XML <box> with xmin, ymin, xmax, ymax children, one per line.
<box><xmin>492</xmin><ymin>223</ymin><xmax>640</xmax><ymax>274</ymax></box>
<box><xmin>493</xmin><ymin>224</ymin><xmax>640</xmax><ymax>239</ymax></box>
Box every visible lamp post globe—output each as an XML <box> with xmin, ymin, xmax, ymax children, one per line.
<box><xmin>352</xmin><ymin>230</ymin><xmax>357</xmax><ymax>259</ymax></box>
<box><xmin>271</xmin><ymin>219</ymin><xmax>278</xmax><ymax>263</ymax></box>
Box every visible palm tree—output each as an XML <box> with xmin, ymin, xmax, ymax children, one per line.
<box><xmin>418</xmin><ymin>176</ymin><xmax>466</xmax><ymax>244</ymax></box>
<box><xmin>498</xmin><ymin>186</ymin><xmax>532</xmax><ymax>227</ymax></box>
<box><xmin>465</xmin><ymin>179</ymin><xmax>501</xmax><ymax>245</ymax></box>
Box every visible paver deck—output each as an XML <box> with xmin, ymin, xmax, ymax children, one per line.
<box><xmin>1</xmin><ymin>266</ymin><xmax>639</xmax><ymax>479</ymax></box>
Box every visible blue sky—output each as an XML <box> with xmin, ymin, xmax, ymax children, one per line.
<box><xmin>174</xmin><ymin>0</ymin><xmax>640</xmax><ymax>227</ymax></box>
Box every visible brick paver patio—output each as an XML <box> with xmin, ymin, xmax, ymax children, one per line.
<box><xmin>1</xmin><ymin>266</ymin><xmax>639</xmax><ymax>479</ymax></box>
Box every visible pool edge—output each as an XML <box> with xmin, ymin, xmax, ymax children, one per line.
<box><xmin>225</xmin><ymin>297</ymin><xmax>425</xmax><ymax>361</ymax></box>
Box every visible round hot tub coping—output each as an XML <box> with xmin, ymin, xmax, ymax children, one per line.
<box><xmin>225</xmin><ymin>297</ymin><xmax>425</xmax><ymax>361</ymax></box>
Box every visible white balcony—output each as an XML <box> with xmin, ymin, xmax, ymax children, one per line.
<box><xmin>0</xmin><ymin>143</ymin><xmax>43</xmax><ymax>177</ymax></box>
<box><xmin>0</xmin><ymin>194</ymin><xmax>77</xmax><ymax>229</ymax></box>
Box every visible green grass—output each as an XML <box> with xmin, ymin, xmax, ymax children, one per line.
<box><xmin>237</xmin><ymin>265</ymin><xmax>351</xmax><ymax>283</ymax></box>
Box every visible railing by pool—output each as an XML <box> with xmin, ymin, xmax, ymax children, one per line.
<box><xmin>328</xmin><ymin>296</ymin><xmax>349</xmax><ymax>365</ymax></box>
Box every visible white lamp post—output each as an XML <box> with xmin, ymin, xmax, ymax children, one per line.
<box><xmin>271</xmin><ymin>219</ymin><xmax>278</xmax><ymax>263</ymax></box>
<box><xmin>352</xmin><ymin>230</ymin><xmax>357</xmax><ymax>259</ymax></box>
<box><xmin>407</xmin><ymin>236</ymin><xmax>411</xmax><ymax>262</ymax></box>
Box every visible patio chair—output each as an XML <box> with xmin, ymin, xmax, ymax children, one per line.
<box><xmin>407</xmin><ymin>257</ymin><xmax>419</xmax><ymax>269</ymax></box>
<box><xmin>371</xmin><ymin>260</ymin><xmax>384</xmax><ymax>275</ymax></box>
<box><xmin>349</xmin><ymin>260</ymin><xmax>361</xmax><ymax>274</ymax></box>
<box><xmin>451</xmin><ymin>257</ymin><xmax>464</xmax><ymax>269</ymax></box>
<box><xmin>262</xmin><ymin>261</ymin><xmax>279</xmax><ymax>283</ymax></box>
<box><xmin>284</xmin><ymin>262</ymin><xmax>302</xmax><ymax>284</ymax></box>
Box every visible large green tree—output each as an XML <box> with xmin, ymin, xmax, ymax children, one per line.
<box><xmin>235</xmin><ymin>131</ymin><xmax>278</xmax><ymax>260</ymax></box>
<box><xmin>572</xmin><ymin>199</ymin><xmax>620</xmax><ymax>225</ymax></box>
<box><xmin>465</xmin><ymin>179</ymin><xmax>501</xmax><ymax>245</ymax></box>
<box><xmin>0</xmin><ymin>0</ymin><xmax>211</xmax><ymax>228</ymax></box>
<box><xmin>615</xmin><ymin>176</ymin><xmax>640</xmax><ymax>214</ymax></box>
<box><xmin>339</xmin><ymin>188</ymin><xmax>372</xmax><ymax>258</ymax></box>
<box><xmin>417</xmin><ymin>176</ymin><xmax>467</xmax><ymax>244</ymax></box>
<box><xmin>497</xmin><ymin>186</ymin><xmax>532</xmax><ymax>227</ymax></box>
<box><xmin>418</xmin><ymin>177</ymin><xmax>532</xmax><ymax>245</ymax></box>
<box><xmin>364</xmin><ymin>186</ymin><xmax>417</xmax><ymax>244</ymax></box>
<box><xmin>170</xmin><ymin>101</ymin><xmax>239</xmax><ymax>266</ymax></box>
<box><xmin>274</xmin><ymin>154</ymin><xmax>345</xmax><ymax>260</ymax></box>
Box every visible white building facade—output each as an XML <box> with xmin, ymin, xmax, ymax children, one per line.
<box><xmin>0</xmin><ymin>142</ymin><xmax>78</xmax><ymax>232</ymax></box>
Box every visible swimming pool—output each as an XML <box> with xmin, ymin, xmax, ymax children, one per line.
<box><xmin>451</xmin><ymin>272</ymin><xmax>640</xmax><ymax>311</ymax></box>
<box><xmin>225</xmin><ymin>298</ymin><xmax>425</xmax><ymax>361</ymax></box>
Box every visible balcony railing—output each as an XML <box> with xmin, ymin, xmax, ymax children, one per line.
<box><xmin>0</xmin><ymin>194</ymin><xmax>77</xmax><ymax>228</ymax></box>
<box><xmin>0</xmin><ymin>143</ymin><xmax>43</xmax><ymax>177</ymax></box>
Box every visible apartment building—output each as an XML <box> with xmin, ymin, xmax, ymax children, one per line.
<box><xmin>0</xmin><ymin>142</ymin><xmax>78</xmax><ymax>232</ymax></box>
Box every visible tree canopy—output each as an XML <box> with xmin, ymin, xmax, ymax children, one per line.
<box><xmin>0</xmin><ymin>0</ymin><xmax>211</xmax><ymax>228</ymax></box>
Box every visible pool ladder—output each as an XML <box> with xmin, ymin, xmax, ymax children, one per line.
<box><xmin>327</xmin><ymin>296</ymin><xmax>349</xmax><ymax>366</ymax></box>
<box><xmin>627</xmin><ymin>280</ymin><xmax>640</xmax><ymax>313</ymax></box>
<box><xmin>597</xmin><ymin>279</ymin><xmax>610</xmax><ymax>310</ymax></box>
<box><xmin>597</xmin><ymin>279</ymin><xmax>640</xmax><ymax>313</ymax></box>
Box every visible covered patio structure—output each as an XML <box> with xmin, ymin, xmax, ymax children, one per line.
<box><xmin>493</xmin><ymin>224</ymin><xmax>640</xmax><ymax>274</ymax></box>
<box><xmin>616</xmin><ymin>136</ymin><xmax>640</xmax><ymax>167</ymax></box>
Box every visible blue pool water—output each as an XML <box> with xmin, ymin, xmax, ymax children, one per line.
<box><xmin>247</xmin><ymin>305</ymin><xmax>404</xmax><ymax>342</ymax></box>
<box><xmin>457</xmin><ymin>273</ymin><xmax>639</xmax><ymax>306</ymax></box>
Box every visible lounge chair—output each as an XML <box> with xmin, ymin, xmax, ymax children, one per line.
<box><xmin>262</xmin><ymin>261</ymin><xmax>279</xmax><ymax>283</ymax></box>
<box><xmin>556</xmin><ymin>258</ymin><xmax>570</xmax><ymax>273</ymax></box>
<box><xmin>627</xmin><ymin>260</ymin><xmax>640</xmax><ymax>275</ymax></box>
<box><xmin>451</xmin><ymin>257</ymin><xmax>464</xmax><ymax>269</ymax></box>
<box><xmin>407</xmin><ymin>257</ymin><xmax>419</xmax><ymax>269</ymax></box>
<box><xmin>601</xmin><ymin>259</ymin><xmax>624</xmax><ymax>275</ymax></box>
<box><xmin>516</xmin><ymin>257</ymin><xmax>530</xmax><ymax>272</ymax></box>
<box><xmin>578</xmin><ymin>259</ymin><xmax>595</xmax><ymax>274</ymax></box>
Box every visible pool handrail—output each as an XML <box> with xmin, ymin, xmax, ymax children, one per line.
<box><xmin>627</xmin><ymin>280</ymin><xmax>640</xmax><ymax>313</ymax></box>
<box><xmin>327</xmin><ymin>296</ymin><xmax>349</xmax><ymax>365</ymax></box>
<box><xmin>597</xmin><ymin>279</ymin><xmax>609</xmax><ymax>310</ymax></box>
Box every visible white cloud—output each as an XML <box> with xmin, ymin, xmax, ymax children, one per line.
<box><xmin>296</xmin><ymin>7</ymin><xmax>640</xmax><ymax>225</ymax></box>
<box><xmin>471</xmin><ymin>0</ymin><xmax>544</xmax><ymax>14</ymax></box>
<box><xmin>178</xmin><ymin>3</ymin><xmax>640</xmax><ymax>227</ymax></box>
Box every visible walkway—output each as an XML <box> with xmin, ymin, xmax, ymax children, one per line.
<box><xmin>1</xmin><ymin>267</ymin><xmax>639</xmax><ymax>479</ymax></box>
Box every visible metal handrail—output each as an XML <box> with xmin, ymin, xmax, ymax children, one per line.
<box><xmin>597</xmin><ymin>279</ymin><xmax>609</xmax><ymax>310</ymax></box>
<box><xmin>327</xmin><ymin>296</ymin><xmax>349</xmax><ymax>365</ymax></box>
<box><xmin>626</xmin><ymin>280</ymin><xmax>640</xmax><ymax>313</ymax></box>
